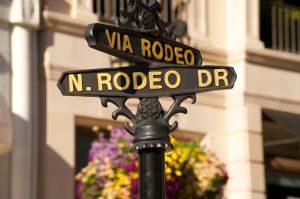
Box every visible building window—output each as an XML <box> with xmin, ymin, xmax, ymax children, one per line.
<box><xmin>260</xmin><ymin>0</ymin><xmax>300</xmax><ymax>54</ymax></box>
<box><xmin>262</xmin><ymin>109</ymin><xmax>300</xmax><ymax>198</ymax></box>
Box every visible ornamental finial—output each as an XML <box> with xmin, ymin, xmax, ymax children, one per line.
<box><xmin>119</xmin><ymin>0</ymin><xmax>173</xmax><ymax>38</ymax></box>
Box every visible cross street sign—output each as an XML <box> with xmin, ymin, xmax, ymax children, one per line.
<box><xmin>58</xmin><ymin>65</ymin><xmax>236</xmax><ymax>98</ymax></box>
<box><xmin>85</xmin><ymin>23</ymin><xmax>202</xmax><ymax>65</ymax></box>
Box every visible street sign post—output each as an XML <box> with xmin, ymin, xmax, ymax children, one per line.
<box><xmin>57</xmin><ymin>0</ymin><xmax>237</xmax><ymax>198</ymax></box>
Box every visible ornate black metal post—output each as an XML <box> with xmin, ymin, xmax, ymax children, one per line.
<box><xmin>120</xmin><ymin>1</ymin><xmax>171</xmax><ymax>197</ymax></box>
<box><xmin>117</xmin><ymin>2</ymin><xmax>193</xmax><ymax>197</ymax></box>
<box><xmin>57</xmin><ymin>0</ymin><xmax>237</xmax><ymax>198</ymax></box>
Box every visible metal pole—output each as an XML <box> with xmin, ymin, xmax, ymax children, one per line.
<box><xmin>130</xmin><ymin>100</ymin><xmax>171</xmax><ymax>199</ymax></box>
<box><xmin>123</xmin><ymin>0</ymin><xmax>171</xmax><ymax>196</ymax></box>
<box><xmin>139</xmin><ymin>148</ymin><xmax>166</xmax><ymax>199</ymax></box>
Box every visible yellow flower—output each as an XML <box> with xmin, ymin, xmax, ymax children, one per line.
<box><xmin>75</xmin><ymin>173</ymin><xmax>82</xmax><ymax>180</ymax></box>
<box><xmin>175</xmin><ymin>170</ymin><xmax>182</xmax><ymax>176</ymax></box>
<box><xmin>87</xmin><ymin>167</ymin><xmax>97</xmax><ymax>175</ymax></box>
<box><xmin>81</xmin><ymin>177</ymin><xmax>89</xmax><ymax>183</ymax></box>
<box><xmin>170</xmin><ymin>137</ymin><xmax>177</xmax><ymax>145</ymax></box>
<box><xmin>165</xmin><ymin>156</ymin><xmax>172</xmax><ymax>164</ymax></box>
<box><xmin>166</xmin><ymin>167</ymin><xmax>172</xmax><ymax>174</ymax></box>
<box><xmin>131</xmin><ymin>172</ymin><xmax>139</xmax><ymax>180</ymax></box>
<box><xmin>178</xmin><ymin>157</ymin><xmax>185</xmax><ymax>164</ymax></box>
<box><xmin>171</xmin><ymin>153</ymin><xmax>178</xmax><ymax>160</ymax></box>
<box><xmin>166</xmin><ymin>175</ymin><xmax>172</xmax><ymax>180</ymax></box>
<box><xmin>118</xmin><ymin>143</ymin><xmax>125</xmax><ymax>148</ymax></box>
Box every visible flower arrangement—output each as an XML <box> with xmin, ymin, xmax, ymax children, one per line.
<box><xmin>76</xmin><ymin>128</ymin><xmax>228</xmax><ymax>199</ymax></box>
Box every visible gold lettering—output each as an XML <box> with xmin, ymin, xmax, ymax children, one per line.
<box><xmin>117</xmin><ymin>32</ymin><xmax>121</xmax><ymax>50</ymax></box>
<box><xmin>165</xmin><ymin>70</ymin><xmax>181</xmax><ymax>89</ymax></box>
<box><xmin>164</xmin><ymin>44</ymin><xmax>174</xmax><ymax>62</ymax></box>
<box><xmin>175</xmin><ymin>47</ymin><xmax>184</xmax><ymax>65</ymax></box>
<box><xmin>105</xmin><ymin>29</ymin><xmax>116</xmax><ymax>49</ymax></box>
<box><xmin>198</xmin><ymin>70</ymin><xmax>212</xmax><ymax>87</ymax></box>
<box><xmin>149</xmin><ymin>71</ymin><xmax>162</xmax><ymax>89</ymax></box>
<box><xmin>69</xmin><ymin>74</ymin><xmax>83</xmax><ymax>92</ymax></box>
<box><xmin>97</xmin><ymin>73</ymin><xmax>112</xmax><ymax>91</ymax></box>
<box><xmin>122</xmin><ymin>35</ymin><xmax>133</xmax><ymax>53</ymax></box>
<box><xmin>184</xmin><ymin>49</ymin><xmax>195</xmax><ymax>65</ymax></box>
<box><xmin>113</xmin><ymin>72</ymin><xmax>130</xmax><ymax>90</ymax></box>
<box><xmin>141</xmin><ymin>38</ymin><xmax>152</xmax><ymax>57</ymax></box>
<box><xmin>214</xmin><ymin>69</ymin><xmax>229</xmax><ymax>87</ymax></box>
<box><xmin>152</xmin><ymin>41</ymin><xmax>163</xmax><ymax>60</ymax></box>
<box><xmin>133</xmin><ymin>72</ymin><xmax>147</xmax><ymax>90</ymax></box>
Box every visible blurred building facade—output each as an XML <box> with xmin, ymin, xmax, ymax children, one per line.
<box><xmin>0</xmin><ymin>0</ymin><xmax>300</xmax><ymax>199</ymax></box>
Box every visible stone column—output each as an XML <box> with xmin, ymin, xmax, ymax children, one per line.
<box><xmin>11</xmin><ymin>25</ymin><xmax>38</xmax><ymax>199</ymax></box>
<box><xmin>204</xmin><ymin>0</ymin><xmax>266</xmax><ymax>198</ymax></box>
<box><xmin>246</xmin><ymin>0</ymin><xmax>264</xmax><ymax>49</ymax></box>
<box><xmin>10</xmin><ymin>0</ymin><xmax>40</xmax><ymax>198</ymax></box>
<box><xmin>224</xmin><ymin>104</ymin><xmax>266</xmax><ymax>199</ymax></box>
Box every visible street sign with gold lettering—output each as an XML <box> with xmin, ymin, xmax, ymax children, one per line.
<box><xmin>58</xmin><ymin>65</ymin><xmax>236</xmax><ymax>98</ymax></box>
<box><xmin>85</xmin><ymin>23</ymin><xmax>202</xmax><ymax>65</ymax></box>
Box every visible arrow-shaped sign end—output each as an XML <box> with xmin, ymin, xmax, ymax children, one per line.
<box><xmin>84</xmin><ymin>24</ymin><xmax>97</xmax><ymax>49</ymax></box>
<box><xmin>57</xmin><ymin>72</ymin><xmax>68</xmax><ymax>96</ymax></box>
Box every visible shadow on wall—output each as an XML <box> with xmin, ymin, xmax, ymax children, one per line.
<box><xmin>0</xmin><ymin>95</ymin><xmax>12</xmax><ymax>155</ymax></box>
<box><xmin>0</xmin><ymin>54</ymin><xmax>10</xmax><ymax>74</ymax></box>
<box><xmin>41</xmin><ymin>146</ymin><xmax>74</xmax><ymax>199</ymax></box>
<box><xmin>0</xmin><ymin>94</ymin><xmax>11</xmax><ymax>199</ymax></box>
<box><xmin>0</xmin><ymin>0</ymin><xmax>10</xmax><ymax>7</ymax></box>
<box><xmin>10</xmin><ymin>112</ymin><xmax>74</xmax><ymax>198</ymax></box>
<box><xmin>37</xmin><ymin>30</ymin><xmax>75</xmax><ymax>199</ymax></box>
<box><xmin>9</xmin><ymin>114</ymin><xmax>31</xmax><ymax>199</ymax></box>
<box><xmin>0</xmin><ymin>153</ymin><xmax>10</xmax><ymax>199</ymax></box>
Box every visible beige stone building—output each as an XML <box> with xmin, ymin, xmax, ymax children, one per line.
<box><xmin>0</xmin><ymin>0</ymin><xmax>300</xmax><ymax>199</ymax></box>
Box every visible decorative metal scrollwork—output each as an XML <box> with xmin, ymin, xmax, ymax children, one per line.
<box><xmin>164</xmin><ymin>94</ymin><xmax>197</xmax><ymax>132</ymax></box>
<box><xmin>101</xmin><ymin>94</ymin><xmax>197</xmax><ymax>151</ymax></box>
<box><xmin>102</xmin><ymin>0</ymin><xmax>199</xmax><ymax>151</ymax></box>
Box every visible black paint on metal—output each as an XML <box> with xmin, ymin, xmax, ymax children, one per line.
<box><xmin>139</xmin><ymin>148</ymin><xmax>166</xmax><ymax>199</ymax></box>
<box><xmin>99</xmin><ymin>94</ymin><xmax>196</xmax><ymax>138</ymax></box>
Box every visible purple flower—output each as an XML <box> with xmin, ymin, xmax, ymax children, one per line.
<box><xmin>75</xmin><ymin>183</ymin><xmax>84</xmax><ymax>199</ymax></box>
